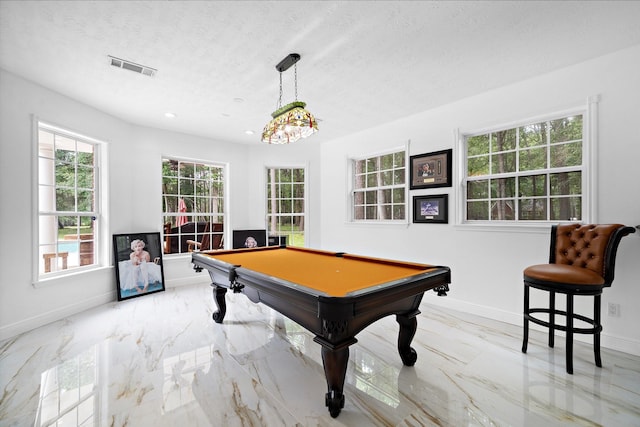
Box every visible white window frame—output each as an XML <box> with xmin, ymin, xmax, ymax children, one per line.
<box><xmin>348</xmin><ymin>144</ymin><xmax>409</xmax><ymax>225</ymax></box>
<box><xmin>265</xmin><ymin>164</ymin><xmax>308</xmax><ymax>247</ymax></box>
<box><xmin>33</xmin><ymin>119</ymin><xmax>109</xmax><ymax>285</ymax></box>
<box><xmin>161</xmin><ymin>156</ymin><xmax>228</xmax><ymax>255</ymax></box>
<box><xmin>456</xmin><ymin>97</ymin><xmax>598</xmax><ymax>230</ymax></box>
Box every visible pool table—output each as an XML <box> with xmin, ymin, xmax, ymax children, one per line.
<box><xmin>192</xmin><ymin>246</ymin><xmax>451</xmax><ymax>417</ymax></box>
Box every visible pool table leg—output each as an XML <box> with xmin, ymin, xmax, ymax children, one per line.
<box><xmin>210</xmin><ymin>284</ymin><xmax>227</xmax><ymax>323</ymax></box>
<box><xmin>396</xmin><ymin>311</ymin><xmax>419</xmax><ymax>366</ymax></box>
<box><xmin>320</xmin><ymin>344</ymin><xmax>349</xmax><ymax>418</ymax></box>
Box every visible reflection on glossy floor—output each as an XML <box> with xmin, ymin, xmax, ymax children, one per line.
<box><xmin>2</xmin><ymin>283</ymin><xmax>639</xmax><ymax>426</ymax></box>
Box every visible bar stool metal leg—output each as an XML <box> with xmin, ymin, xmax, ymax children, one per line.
<box><xmin>549</xmin><ymin>291</ymin><xmax>555</xmax><ymax>348</ymax></box>
<box><xmin>522</xmin><ymin>285</ymin><xmax>529</xmax><ymax>353</ymax></box>
<box><xmin>594</xmin><ymin>295</ymin><xmax>602</xmax><ymax>367</ymax></box>
<box><xmin>566</xmin><ymin>294</ymin><xmax>574</xmax><ymax>374</ymax></box>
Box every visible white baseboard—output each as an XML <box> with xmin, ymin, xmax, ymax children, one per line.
<box><xmin>424</xmin><ymin>295</ymin><xmax>640</xmax><ymax>357</ymax></box>
<box><xmin>0</xmin><ymin>275</ymin><xmax>209</xmax><ymax>341</ymax></box>
<box><xmin>165</xmin><ymin>275</ymin><xmax>210</xmax><ymax>288</ymax></box>
<box><xmin>0</xmin><ymin>291</ymin><xmax>115</xmax><ymax>341</ymax></box>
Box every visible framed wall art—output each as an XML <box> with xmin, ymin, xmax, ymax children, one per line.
<box><xmin>232</xmin><ymin>229</ymin><xmax>267</xmax><ymax>249</ymax></box>
<box><xmin>113</xmin><ymin>232</ymin><xmax>166</xmax><ymax>301</ymax></box>
<box><xmin>410</xmin><ymin>149</ymin><xmax>452</xmax><ymax>189</ymax></box>
<box><xmin>413</xmin><ymin>194</ymin><xmax>449</xmax><ymax>224</ymax></box>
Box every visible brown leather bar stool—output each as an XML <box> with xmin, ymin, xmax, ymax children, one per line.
<box><xmin>521</xmin><ymin>223</ymin><xmax>635</xmax><ymax>374</ymax></box>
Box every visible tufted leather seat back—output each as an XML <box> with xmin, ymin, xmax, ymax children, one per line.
<box><xmin>552</xmin><ymin>224</ymin><xmax>622</xmax><ymax>279</ymax></box>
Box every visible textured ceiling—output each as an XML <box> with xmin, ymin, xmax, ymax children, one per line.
<box><xmin>2</xmin><ymin>1</ymin><xmax>640</xmax><ymax>145</ymax></box>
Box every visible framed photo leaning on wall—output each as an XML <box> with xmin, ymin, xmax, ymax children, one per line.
<box><xmin>113</xmin><ymin>232</ymin><xmax>166</xmax><ymax>301</ymax></box>
<box><xmin>409</xmin><ymin>149</ymin><xmax>452</xmax><ymax>189</ymax></box>
<box><xmin>413</xmin><ymin>194</ymin><xmax>449</xmax><ymax>224</ymax></box>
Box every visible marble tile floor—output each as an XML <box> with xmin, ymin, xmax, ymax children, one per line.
<box><xmin>1</xmin><ymin>283</ymin><xmax>639</xmax><ymax>427</ymax></box>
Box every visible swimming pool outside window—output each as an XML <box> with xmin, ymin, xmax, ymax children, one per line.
<box><xmin>37</xmin><ymin>122</ymin><xmax>103</xmax><ymax>278</ymax></box>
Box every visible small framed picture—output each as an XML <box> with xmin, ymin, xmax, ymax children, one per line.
<box><xmin>410</xmin><ymin>149</ymin><xmax>452</xmax><ymax>189</ymax></box>
<box><xmin>113</xmin><ymin>232</ymin><xmax>166</xmax><ymax>301</ymax></box>
<box><xmin>232</xmin><ymin>229</ymin><xmax>267</xmax><ymax>249</ymax></box>
<box><xmin>413</xmin><ymin>194</ymin><xmax>449</xmax><ymax>224</ymax></box>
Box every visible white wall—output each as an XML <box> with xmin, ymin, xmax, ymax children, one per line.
<box><xmin>318</xmin><ymin>45</ymin><xmax>640</xmax><ymax>355</ymax></box>
<box><xmin>2</xmin><ymin>45</ymin><xmax>639</xmax><ymax>355</ymax></box>
<box><xmin>243</xmin><ymin>143</ymin><xmax>322</xmax><ymax>248</ymax></box>
<box><xmin>1</xmin><ymin>70</ymin><xmax>132</xmax><ymax>339</ymax></box>
<box><xmin>0</xmin><ymin>69</ymin><xmax>320</xmax><ymax>339</ymax></box>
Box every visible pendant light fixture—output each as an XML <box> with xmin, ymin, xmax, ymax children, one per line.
<box><xmin>261</xmin><ymin>53</ymin><xmax>318</xmax><ymax>144</ymax></box>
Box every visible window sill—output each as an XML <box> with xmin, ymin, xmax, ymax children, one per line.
<box><xmin>345</xmin><ymin>220</ymin><xmax>410</xmax><ymax>228</ymax></box>
<box><xmin>454</xmin><ymin>221</ymin><xmax>575</xmax><ymax>234</ymax></box>
<box><xmin>163</xmin><ymin>251</ymin><xmax>191</xmax><ymax>257</ymax></box>
<box><xmin>33</xmin><ymin>266</ymin><xmax>113</xmax><ymax>288</ymax></box>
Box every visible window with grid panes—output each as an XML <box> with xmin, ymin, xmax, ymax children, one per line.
<box><xmin>352</xmin><ymin>150</ymin><xmax>406</xmax><ymax>221</ymax></box>
<box><xmin>162</xmin><ymin>158</ymin><xmax>225</xmax><ymax>253</ymax></box>
<box><xmin>464</xmin><ymin>114</ymin><xmax>585</xmax><ymax>222</ymax></box>
<box><xmin>37</xmin><ymin>122</ymin><xmax>102</xmax><ymax>278</ymax></box>
<box><xmin>266</xmin><ymin>168</ymin><xmax>306</xmax><ymax>247</ymax></box>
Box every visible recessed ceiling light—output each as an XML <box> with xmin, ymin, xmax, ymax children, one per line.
<box><xmin>245</xmin><ymin>130</ymin><xmax>255</xmax><ymax>135</ymax></box>
<box><xmin>234</xmin><ymin>98</ymin><xmax>245</xmax><ymax>103</ymax></box>
<box><xmin>164</xmin><ymin>112</ymin><xmax>176</xmax><ymax>118</ymax></box>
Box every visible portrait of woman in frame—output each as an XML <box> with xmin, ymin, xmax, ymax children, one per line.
<box><xmin>113</xmin><ymin>232</ymin><xmax>166</xmax><ymax>301</ymax></box>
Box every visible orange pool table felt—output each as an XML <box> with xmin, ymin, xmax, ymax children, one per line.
<box><xmin>199</xmin><ymin>246</ymin><xmax>440</xmax><ymax>297</ymax></box>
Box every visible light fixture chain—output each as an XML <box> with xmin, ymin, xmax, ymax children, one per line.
<box><xmin>294</xmin><ymin>63</ymin><xmax>298</xmax><ymax>101</ymax></box>
<box><xmin>277</xmin><ymin>72</ymin><xmax>283</xmax><ymax>109</ymax></box>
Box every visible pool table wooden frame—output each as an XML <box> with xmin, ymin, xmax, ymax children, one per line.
<box><xmin>192</xmin><ymin>246</ymin><xmax>451</xmax><ymax>418</ymax></box>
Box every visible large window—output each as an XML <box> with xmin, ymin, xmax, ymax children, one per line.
<box><xmin>464</xmin><ymin>113</ymin><xmax>585</xmax><ymax>223</ymax></box>
<box><xmin>162</xmin><ymin>158</ymin><xmax>225</xmax><ymax>254</ymax></box>
<box><xmin>351</xmin><ymin>150</ymin><xmax>406</xmax><ymax>222</ymax></box>
<box><xmin>266</xmin><ymin>168</ymin><xmax>305</xmax><ymax>247</ymax></box>
<box><xmin>37</xmin><ymin>123</ymin><xmax>102</xmax><ymax>278</ymax></box>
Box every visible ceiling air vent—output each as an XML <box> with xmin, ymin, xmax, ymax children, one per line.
<box><xmin>108</xmin><ymin>55</ymin><xmax>157</xmax><ymax>77</ymax></box>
